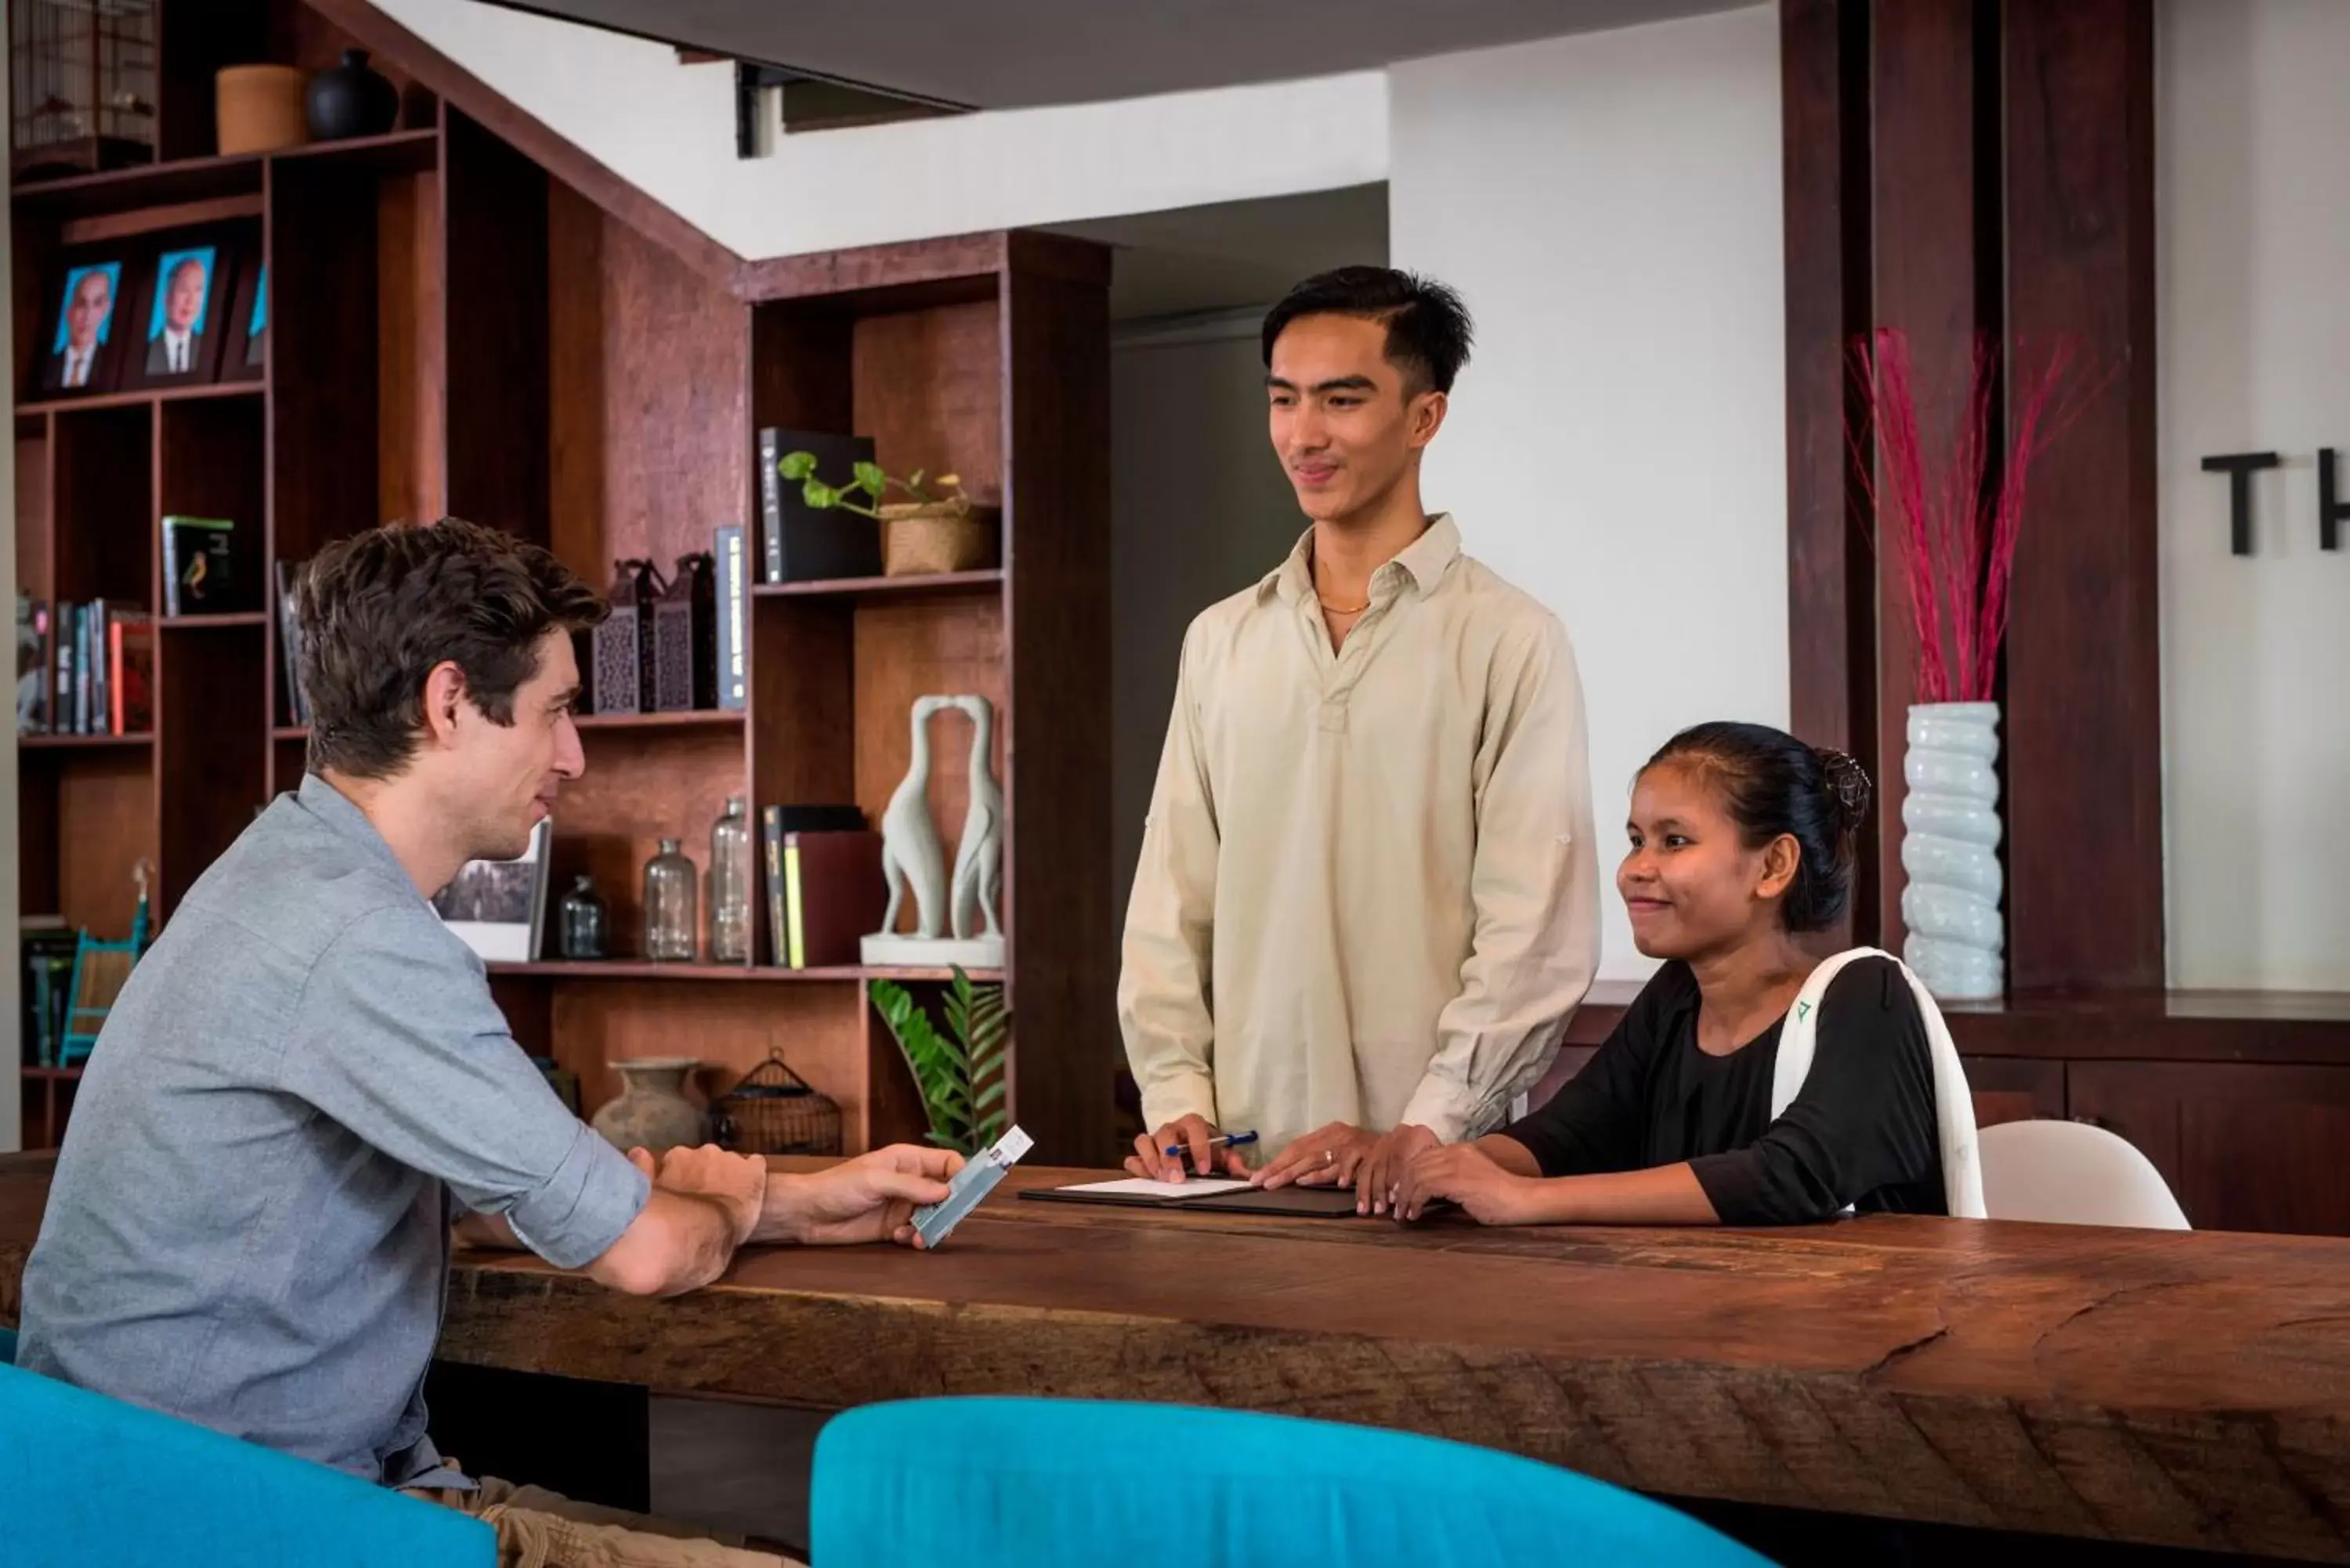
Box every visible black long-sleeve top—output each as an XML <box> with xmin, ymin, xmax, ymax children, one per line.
<box><xmin>1497</xmin><ymin>956</ymin><xmax>1947</xmax><ymax>1223</ymax></box>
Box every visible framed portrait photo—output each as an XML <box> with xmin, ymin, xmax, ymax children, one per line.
<box><xmin>223</xmin><ymin>262</ymin><xmax>266</xmax><ymax>383</ymax></box>
<box><xmin>41</xmin><ymin>260</ymin><xmax>126</xmax><ymax>397</ymax></box>
<box><xmin>129</xmin><ymin>243</ymin><xmax>232</xmax><ymax>388</ymax></box>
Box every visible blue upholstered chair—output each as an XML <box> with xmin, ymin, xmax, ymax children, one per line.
<box><xmin>812</xmin><ymin>1397</ymin><xmax>1770</xmax><ymax>1567</ymax></box>
<box><xmin>0</xmin><ymin>1360</ymin><xmax>493</xmax><ymax>1567</ymax></box>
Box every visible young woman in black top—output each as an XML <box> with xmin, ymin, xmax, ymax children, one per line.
<box><xmin>1394</xmin><ymin>721</ymin><xmax>1948</xmax><ymax>1227</ymax></box>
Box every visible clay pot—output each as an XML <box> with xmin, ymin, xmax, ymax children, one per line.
<box><xmin>590</xmin><ymin>1058</ymin><xmax>707</xmax><ymax>1154</ymax></box>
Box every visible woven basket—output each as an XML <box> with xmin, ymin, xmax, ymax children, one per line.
<box><xmin>879</xmin><ymin>496</ymin><xmax>999</xmax><ymax>577</ymax></box>
<box><xmin>711</xmin><ymin>1053</ymin><xmax>843</xmax><ymax>1156</ymax></box>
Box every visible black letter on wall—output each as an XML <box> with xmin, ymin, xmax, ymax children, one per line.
<box><xmin>2320</xmin><ymin>449</ymin><xmax>2349</xmax><ymax>552</ymax></box>
<box><xmin>2201</xmin><ymin>452</ymin><xmax>2282</xmax><ymax>556</ymax></box>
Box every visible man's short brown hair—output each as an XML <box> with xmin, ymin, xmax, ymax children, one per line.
<box><xmin>297</xmin><ymin>518</ymin><xmax>606</xmax><ymax>780</ymax></box>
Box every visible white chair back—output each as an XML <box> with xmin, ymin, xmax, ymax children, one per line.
<box><xmin>1978</xmin><ymin>1118</ymin><xmax>2190</xmax><ymax>1230</ymax></box>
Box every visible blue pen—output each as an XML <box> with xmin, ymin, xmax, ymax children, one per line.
<box><xmin>1165</xmin><ymin>1129</ymin><xmax>1259</xmax><ymax>1159</ymax></box>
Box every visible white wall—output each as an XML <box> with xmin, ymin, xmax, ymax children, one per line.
<box><xmin>2159</xmin><ymin>0</ymin><xmax>2350</xmax><ymax>990</ymax></box>
<box><xmin>1389</xmin><ymin>5</ymin><xmax>1788</xmax><ymax>981</ymax></box>
<box><xmin>374</xmin><ymin>0</ymin><xmax>1386</xmax><ymax>258</ymax></box>
<box><xmin>1110</xmin><ymin>313</ymin><xmax>1310</xmax><ymax>933</ymax></box>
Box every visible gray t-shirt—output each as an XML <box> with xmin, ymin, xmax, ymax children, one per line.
<box><xmin>17</xmin><ymin>775</ymin><xmax>649</xmax><ymax>1485</ymax></box>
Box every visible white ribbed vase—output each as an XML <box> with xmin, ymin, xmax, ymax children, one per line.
<box><xmin>1900</xmin><ymin>702</ymin><xmax>2005</xmax><ymax>999</ymax></box>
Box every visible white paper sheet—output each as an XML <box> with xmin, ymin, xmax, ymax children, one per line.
<box><xmin>1055</xmin><ymin>1176</ymin><xmax>1254</xmax><ymax>1200</ymax></box>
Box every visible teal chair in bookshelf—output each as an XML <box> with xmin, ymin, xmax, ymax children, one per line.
<box><xmin>59</xmin><ymin>859</ymin><xmax>151</xmax><ymax>1069</ymax></box>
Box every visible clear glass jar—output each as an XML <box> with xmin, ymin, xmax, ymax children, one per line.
<box><xmin>557</xmin><ymin>874</ymin><xmax>607</xmax><ymax>960</ymax></box>
<box><xmin>709</xmin><ymin>795</ymin><xmax>754</xmax><ymax>963</ymax></box>
<box><xmin>642</xmin><ymin>838</ymin><xmax>697</xmax><ymax>961</ymax></box>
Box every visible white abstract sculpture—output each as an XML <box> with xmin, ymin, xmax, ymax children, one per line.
<box><xmin>877</xmin><ymin>695</ymin><xmax>950</xmax><ymax>940</ymax></box>
<box><xmin>863</xmin><ymin>692</ymin><xmax>1007</xmax><ymax>969</ymax></box>
<box><xmin>949</xmin><ymin>694</ymin><xmax>1003</xmax><ymax>944</ymax></box>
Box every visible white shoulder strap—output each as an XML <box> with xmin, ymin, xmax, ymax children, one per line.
<box><xmin>1769</xmin><ymin>946</ymin><xmax>1987</xmax><ymax>1220</ymax></box>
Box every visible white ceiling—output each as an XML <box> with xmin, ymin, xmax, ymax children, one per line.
<box><xmin>1050</xmin><ymin>183</ymin><xmax>1390</xmax><ymax>321</ymax></box>
<box><xmin>482</xmin><ymin>0</ymin><xmax>1753</xmax><ymax>109</ymax></box>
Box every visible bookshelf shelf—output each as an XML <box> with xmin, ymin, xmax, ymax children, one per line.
<box><xmin>13</xmin><ymin>130</ymin><xmax>441</xmax><ymax>220</ymax></box>
<box><xmin>14</xmin><ymin>150</ymin><xmax>266</xmax><ymax>219</ymax></box>
<box><xmin>160</xmin><ymin>612</ymin><xmax>268</xmax><ymax>630</ymax></box>
<box><xmin>267</xmin><ymin>127</ymin><xmax>441</xmax><ymax>176</ymax></box>
<box><xmin>20</xmin><ymin>732</ymin><xmax>154</xmax><ymax>751</ymax></box>
<box><xmin>573</xmin><ymin>710</ymin><xmax>744</xmax><ymax>732</ymax></box>
<box><xmin>486</xmin><ymin>961</ymin><xmax>1006</xmax><ymax>984</ymax></box>
<box><xmin>20</xmin><ymin>382</ymin><xmax>266</xmax><ymax>418</ymax></box>
<box><xmin>22</xmin><ymin>1066</ymin><xmax>85</xmax><ymax>1082</ymax></box>
<box><xmin>753</xmin><ymin>569</ymin><xmax>1003</xmax><ymax>602</ymax></box>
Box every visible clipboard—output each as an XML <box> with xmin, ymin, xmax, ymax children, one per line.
<box><xmin>1020</xmin><ymin>1183</ymin><xmax>1372</xmax><ymax>1219</ymax></box>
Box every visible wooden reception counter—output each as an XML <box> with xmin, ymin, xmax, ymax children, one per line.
<box><xmin>6</xmin><ymin>1151</ymin><xmax>2350</xmax><ymax>1559</ymax></box>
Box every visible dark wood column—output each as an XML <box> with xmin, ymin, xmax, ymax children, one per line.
<box><xmin>1780</xmin><ymin>0</ymin><xmax>1876</xmax><ymax>948</ymax></box>
<box><xmin>1866</xmin><ymin>0</ymin><xmax>1998</xmax><ymax>960</ymax></box>
<box><xmin>1786</xmin><ymin>0</ymin><xmax>2153</xmax><ymax>993</ymax></box>
<box><xmin>2001</xmin><ymin>0</ymin><xmax>2163</xmax><ymax>992</ymax></box>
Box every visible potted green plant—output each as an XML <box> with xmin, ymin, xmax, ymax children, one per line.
<box><xmin>777</xmin><ymin>452</ymin><xmax>1000</xmax><ymax>578</ymax></box>
<box><xmin>870</xmin><ymin>966</ymin><xmax>1008</xmax><ymax>1156</ymax></box>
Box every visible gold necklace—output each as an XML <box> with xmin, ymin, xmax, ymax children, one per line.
<box><xmin>1318</xmin><ymin>596</ymin><xmax>1370</xmax><ymax>616</ymax></box>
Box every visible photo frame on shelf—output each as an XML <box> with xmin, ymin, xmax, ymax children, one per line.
<box><xmin>222</xmin><ymin>262</ymin><xmax>266</xmax><ymax>383</ymax></box>
<box><xmin>429</xmin><ymin>817</ymin><xmax>554</xmax><ymax>963</ymax></box>
<box><xmin>125</xmin><ymin>240</ymin><xmax>234</xmax><ymax>389</ymax></box>
<box><xmin>40</xmin><ymin>258</ymin><xmax>126</xmax><ymax>397</ymax></box>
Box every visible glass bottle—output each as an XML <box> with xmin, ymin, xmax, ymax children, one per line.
<box><xmin>709</xmin><ymin>795</ymin><xmax>754</xmax><ymax>963</ymax></box>
<box><xmin>556</xmin><ymin>874</ymin><xmax>608</xmax><ymax>960</ymax></box>
<box><xmin>643</xmin><ymin>838</ymin><xmax>698</xmax><ymax>961</ymax></box>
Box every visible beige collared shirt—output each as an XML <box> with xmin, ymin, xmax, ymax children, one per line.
<box><xmin>1119</xmin><ymin>515</ymin><xmax>1600</xmax><ymax>1158</ymax></box>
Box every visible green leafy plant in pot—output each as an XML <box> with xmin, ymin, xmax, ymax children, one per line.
<box><xmin>777</xmin><ymin>450</ymin><xmax>999</xmax><ymax>578</ymax></box>
<box><xmin>870</xmin><ymin>966</ymin><xmax>1008</xmax><ymax>1156</ymax></box>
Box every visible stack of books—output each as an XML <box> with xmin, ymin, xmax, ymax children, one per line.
<box><xmin>18</xmin><ymin>598</ymin><xmax>154</xmax><ymax>736</ymax></box>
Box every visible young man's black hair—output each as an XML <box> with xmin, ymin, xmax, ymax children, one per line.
<box><xmin>1260</xmin><ymin>266</ymin><xmax>1476</xmax><ymax>396</ymax></box>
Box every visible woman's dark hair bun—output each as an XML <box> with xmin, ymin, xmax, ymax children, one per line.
<box><xmin>1814</xmin><ymin>747</ymin><xmax>1873</xmax><ymax>839</ymax></box>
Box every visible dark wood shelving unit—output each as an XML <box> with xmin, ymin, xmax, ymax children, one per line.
<box><xmin>16</xmin><ymin>1</ymin><xmax>1114</xmax><ymax>1160</ymax></box>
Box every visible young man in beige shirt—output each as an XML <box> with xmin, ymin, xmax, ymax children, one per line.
<box><xmin>1119</xmin><ymin>266</ymin><xmax>1600</xmax><ymax>1213</ymax></box>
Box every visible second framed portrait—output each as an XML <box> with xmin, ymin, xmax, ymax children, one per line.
<box><xmin>125</xmin><ymin>242</ymin><xmax>236</xmax><ymax>389</ymax></box>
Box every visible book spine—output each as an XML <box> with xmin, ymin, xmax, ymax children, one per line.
<box><xmin>761</xmin><ymin>805</ymin><xmax>787</xmax><ymax>966</ymax></box>
<box><xmin>92</xmin><ymin>602</ymin><xmax>107</xmax><ymax>735</ymax></box>
<box><xmin>758</xmin><ymin>428</ymin><xmax>783</xmax><ymax>584</ymax></box>
<box><xmin>48</xmin><ymin>608</ymin><xmax>65</xmax><ymax>735</ymax></box>
<box><xmin>160</xmin><ymin>521</ymin><xmax>180</xmax><ymax>618</ymax></box>
<box><xmin>109</xmin><ymin>617</ymin><xmax>124</xmax><ymax>735</ymax></box>
<box><xmin>64</xmin><ymin>605</ymin><xmax>81</xmax><ymax>734</ymax></box>
<box><xmin>716</xmin><ymin>525</ymin><xmax>747</xmax><ymax>710</ymax></box>
<box><xmin>784</xmin><ymin>840</ymin><xmax>807</xmax><ymax>970</ymax></box>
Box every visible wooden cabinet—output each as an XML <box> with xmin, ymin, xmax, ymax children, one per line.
<box><xmin>2067</xmin><ymin>1062</ymin><xmax>2350</xmax><ymax>1237</ymax></box>
<box><xmin>1958</xmin><ymin>1057</ymin><xmax>2064</xmax><ymax>1128</ymax></box>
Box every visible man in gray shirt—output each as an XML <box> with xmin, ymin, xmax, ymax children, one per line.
<box><xmin>18</xmin><ymin>519</ymin><xmax>956</xmax><ymax>1535</ymax></box>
